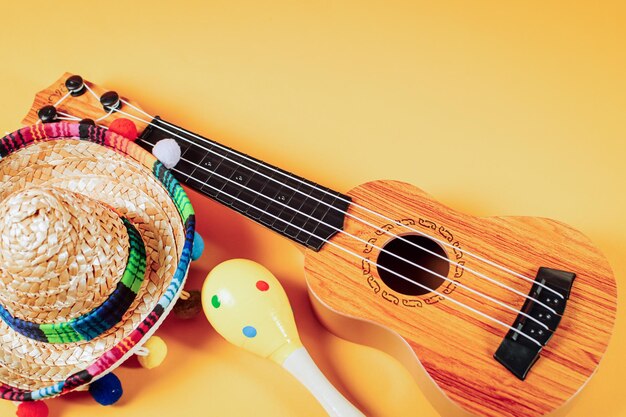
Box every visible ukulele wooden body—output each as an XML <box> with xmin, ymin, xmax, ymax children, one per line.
<box><xmin>304</xmin><ymin>180</ymin><xmax>617</xmax><ymax>417</ymax></box>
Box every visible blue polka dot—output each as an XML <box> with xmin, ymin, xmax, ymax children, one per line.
<box><xmin>242</xmin><ymin>326</ymin><xmax>257</xmax><ymax>338</ymax></box>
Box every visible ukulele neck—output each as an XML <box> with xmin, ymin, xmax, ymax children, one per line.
<box><xmin>137</xmin><ymin>117</ymin><xmax>351</xmax><ymax>251</ymax></box>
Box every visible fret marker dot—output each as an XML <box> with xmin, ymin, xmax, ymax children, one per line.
<box><xmin>256</xmin><ymin>280</ymin><xmax>269</xmax><ymax>291</ymax></box>
<box><xmin>243</xmin><ymin>326</ymin><xmax>257</xmax><ymax>338</ymax></box>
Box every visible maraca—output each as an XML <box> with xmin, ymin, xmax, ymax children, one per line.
<box><xmin>202</xmin><ymin>259</ymin><xmax>365</xmax><ymax>417</ymax></box>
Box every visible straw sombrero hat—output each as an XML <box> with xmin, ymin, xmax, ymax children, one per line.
<box><xmin>0</xmin><ymin>122</ymin><xmax>195</xmax><ymax>401</ymax></box>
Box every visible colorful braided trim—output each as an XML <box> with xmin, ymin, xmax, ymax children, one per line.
<box><xmin>0</xmin><ymin>218</ymin><xmax>146</xmax><ymax>344</ymax></box>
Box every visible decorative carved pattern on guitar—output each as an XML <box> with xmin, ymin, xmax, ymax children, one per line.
<box><xmin>359</xmin><ymin>216</ymin><xmax>462</xmax><ymax>308</ymax></box>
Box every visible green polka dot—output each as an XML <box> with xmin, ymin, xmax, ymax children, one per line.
<box><xmin>211</xmin><ymin>294</ymin><xmax>221</xmax><ymax>309</ymax></box>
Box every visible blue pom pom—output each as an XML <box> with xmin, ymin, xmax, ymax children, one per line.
<box><xmin>89</xmin><ymin>373</ymin><xmax>123</xmax><ymax>406</ymax></box>
<box><xmin>191</xmin><ymin>231</ymin><xmax>204</xmax><ymax>261</ymax></box>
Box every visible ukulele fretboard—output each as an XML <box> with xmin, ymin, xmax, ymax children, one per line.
<box><xmin>138</xmin><ymin>117</ymin><xmax>350</xmax><ymax>251</ymax></box>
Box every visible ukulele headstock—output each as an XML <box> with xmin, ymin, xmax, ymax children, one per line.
<box><xmin>22</xmin><ymin>72</ymin><xmax>150</xmax><ymax>132</ymax></box>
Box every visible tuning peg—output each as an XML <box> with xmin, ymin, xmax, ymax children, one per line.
<box><xmin>37</xmin><ymin>105</ymin><xmax>57</xmax><ymax>123</ymax></box>
<box><xmin>65</xmin><ymin>75</ymin><xmax>86</xmax><ymax>96</ymax></box>
<box><xmin>100</xmin><ymin>91</ymin><xmax>121</xmax><ymax>112</ymax></box>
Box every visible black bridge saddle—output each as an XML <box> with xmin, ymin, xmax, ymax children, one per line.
<box><xmin>494</xmin><ymin>267</ymin><xmax>576</xmax><ymax>380</ymax></box>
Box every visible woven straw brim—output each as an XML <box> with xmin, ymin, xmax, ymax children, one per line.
<box><xmin>0</xmin><ymin>125</ymin><xmax>190</xmax><ymax>395</ymax></box>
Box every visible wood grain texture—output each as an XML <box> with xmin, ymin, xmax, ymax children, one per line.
<box><xmin>304</xmin><ymin>180</ymin><xmax>617</xmax><ymax>417</ymax></box>
<box><xmin>22</xmin><ymin>73</ymin><xmax>149</xmax><ymax>131</ymax></box>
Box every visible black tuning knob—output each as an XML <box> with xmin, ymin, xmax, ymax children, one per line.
<box><xmin>100</xmin><ymin>91</ymin><xmax>121</xmax><ymax>112</ymax></box>
<box><xmin>65</xmin><ymin>75</ymin><xmax>86</xmax><ymax>96</ymax></box>
<box><xmin>80</xmin><ymin>118</ymin><xmax>96</xmax><ymax>126</ymax></box>
<box><xmin>38</xmin><ymin>105</ymin><xmax>57</xmax><ymax>123</ymax></box>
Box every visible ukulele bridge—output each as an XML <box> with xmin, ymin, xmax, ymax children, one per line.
<box><xmin>494</xmin><ymin>267</ymin><xmax>576</xmax><ymax>380</ymax></box>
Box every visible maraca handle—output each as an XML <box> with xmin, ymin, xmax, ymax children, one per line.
<box><xmin>282</xmin><ymin>347</ymin><xmax>365</xmax><ymax>417</ymax></box>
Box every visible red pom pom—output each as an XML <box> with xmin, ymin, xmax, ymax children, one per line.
<box><xmin>109</xmin><ymin>118</ymin><xmax>138</xmax><ymax>141</ymax></box>
<box><xmin>16</xmin><ymin>401</ymin><xmax>49</xmax><ymax>417</ymax></box>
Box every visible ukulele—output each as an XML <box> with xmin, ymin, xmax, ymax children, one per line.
<box><xmin>22</xmin><ymin>73</ymin><xmax>617</xmax><ymax>417</ymax></box>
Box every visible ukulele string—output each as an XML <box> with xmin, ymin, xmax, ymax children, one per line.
<box><xmin>80</xmin><ymin>83</ymin><xmax>556</xmax><ymax>300</ymax></box>
<box><xmin>95</xmin><ymin>108</ymin><xmax>115</xmax><ymax>122</ymax></box>
<box><xmin>115</xmin><ymin>95</ymin><xmax>563</xmax><ymax>301</ymax></box>
<box><xmin>136</xmin><ymin>134</ymin><xmax>555</xmax><ymax>325</ymax></box>
<box><xmin>53</xmin><ymin>91</ymin><xmax>72</xmax><ymax>108</ymax></box>
<box><xmin>60</xmin><ymin>88</ymin><xmax>547</xmax><ymax>346</ymax></box>
<box><xmin>73</xmin><ymin>83</ymin><xmax>558</xmax><ymax>314</ymax></box>
<box><xmin>76</xmin><ymin>84</ymin><xmax>563</xmax><ymax>301</ymax></box>
<box><xmin>195</xmin><ymin>125</ymin><xmax>555</xmax><ymax>315</ymax></box>
<box><xmin>61</xmin><ymin>86</ymin><xmax>560</xmax><ymax>328</ymax></box>
<box><xmin>103</xmin><ymin>98</ymin><xmax>563</xmax><ymax>310</ymax></box>
<box><xmin>56</xmin><ymin>111</ymin><xmax>81</xmax><ymax>121</ymax></box>
<box><xmin>168</xmin><ymin>159</ymin><xmax>545</xmax><ymax>346</ymax></box>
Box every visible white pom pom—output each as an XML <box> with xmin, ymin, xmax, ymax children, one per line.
<box><xmin>152</xmin><ymin>138</ymin><xmax>181</xmax><ymax>169</ymax></box>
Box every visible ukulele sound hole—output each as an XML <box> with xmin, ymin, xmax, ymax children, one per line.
<box><xmin>376</xmin><ymin>235</ymin><xmax>449</xmax><ymax>296</ymax></box>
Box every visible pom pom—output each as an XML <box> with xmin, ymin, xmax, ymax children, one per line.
<box><xmin>152</xmin><ymin>138</ymin><xmax>181</xmax><ymax>169</ymax></box>
<box><xmin>137</xmin><ymin>336</ymin><xmax>168</xmax><ymax>369</ymax></box>
<box><xmin>191</xmin><ymin>231</ymin><xmax>204</xmax><ymax>261</ymax></box>
<box><xmin>173</xmin><ymin>290</ymin><xmax>202</xmax><ymax>319</ymax></box>
<box><xmin>16</xmin><ymin>401</ymin><xmax>48</xmax><ymax>417</ymax></box>
<box><xmin>89</xmin><ymin>373</ymin><xmax>123</xmax><ymax>406</ymax></box>
<box><xmin>109</xmin><ymin>118</ymin><xmax>138</xmax><ymax>141</ymax></box>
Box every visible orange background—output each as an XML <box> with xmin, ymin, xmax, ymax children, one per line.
<box><xmin>0</xmin><ymin>1</ymin><xmax>625</xmax><ymax>416</ymax></box>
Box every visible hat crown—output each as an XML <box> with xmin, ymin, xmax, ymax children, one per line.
<box><xmin>0</xmin><ymin>187</ymin><xmax>129</xmax><ymax>323</ymax></box>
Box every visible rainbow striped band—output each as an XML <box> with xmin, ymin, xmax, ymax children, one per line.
<box><xmin>0</xmin><ymin>218</ymin><xmax>147</xmax><ymax>344</ymax></box>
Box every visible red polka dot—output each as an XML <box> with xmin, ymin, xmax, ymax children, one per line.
<box><xmin>256</xmin><ymin>280</ymin><xmax>269</xmax><ymax>291</ymax></box>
